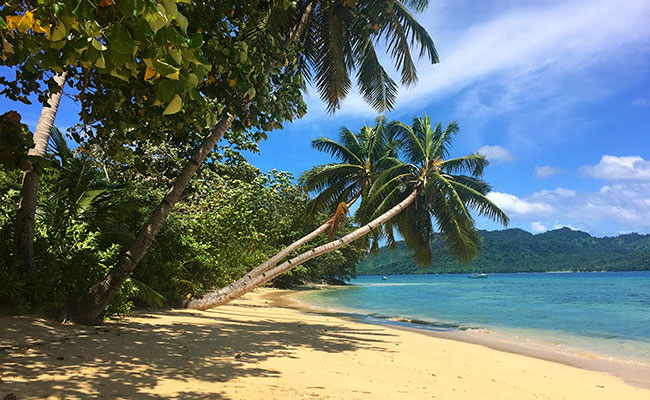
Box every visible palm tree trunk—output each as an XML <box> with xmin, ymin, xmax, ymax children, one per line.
<box><xmin>186</xmin><ymin>188</ymin><xmax>419</xmax><ymax>310</ymax></box>
<box><xmin>184</xmin><ymin>189</ymin><xmax>362</xmax><ymax>308</ymax></box>
<box><xmin>13</xmin><ymin>72</ymin><xmax>67</xmax><ymax>273</ymax></box>
<box><xmin>59</xmin><ymin>3</ymin><xmax>317</xmax><ymax>324</ymax></box>
<box><xmin>60</xmin><ymin>115</ymin><xmax>234</xmax><ymax>324</ymax></box>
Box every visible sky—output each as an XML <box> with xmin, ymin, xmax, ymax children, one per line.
<box><xmin>249</xmin><ymin>0</ymin><xmax>650</xmax><ymax>237</ymax></box>
<box><xmin>3</xmin><ymin>0</ymin><xmax>650</xmax><ymax>237</ymax></box>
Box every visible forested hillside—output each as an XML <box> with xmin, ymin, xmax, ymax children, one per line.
<box><xmin>356</xmin><ymin>228</ymin><xmax>650</xmax><ymax>275</ymax></box>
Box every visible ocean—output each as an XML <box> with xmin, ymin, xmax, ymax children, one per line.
<box><xmin>297</xmin><ymin>271</ymin><xmax>650</xmax><ymax>363</ymax></box>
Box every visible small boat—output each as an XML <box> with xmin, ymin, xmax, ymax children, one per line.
<box><xmin>468</xmin><ymin>273</ymin><xmax>488</xmax><ymax>279</ymax></box>
<box><xmin>382</xmin><ymin>276</ymin><xmax>388</xmax><ymax>280</ymax></box>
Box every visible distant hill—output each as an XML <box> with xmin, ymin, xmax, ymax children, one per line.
<box><xmin>356</xmin><ymin>228</ymin><xmax>650</xmax><ymax>275</ymax></box>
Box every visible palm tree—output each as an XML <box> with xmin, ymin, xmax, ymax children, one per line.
<box><xmin>187</xmin><ymin>115</ymin><xmax>509</xmax><ymax>310</ymax></box>
<box><xmin>185</xmin><ymin>117</ymin><xmax>398</xmax><ymax>309</ymax></box>
<box><xmin>13</xmin><ymin>72</ymin><xmax>67</xmax><ymax>273</ymax></box>
<box><xmin>62</xmin><ymin>1</ymin><xmax>439</xmax><ymax>324</ymax></box>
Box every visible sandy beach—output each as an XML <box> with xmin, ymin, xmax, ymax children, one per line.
<box><xmin>2</xmin><ymin>288</ymin><xmax>649</xmax><ymax>400</ymax></box>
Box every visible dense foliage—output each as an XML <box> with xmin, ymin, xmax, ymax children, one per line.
<box><xmin>357</xmin><ymin>228</ymin><xmax>650</xmax><ymax>275</ymax></box>
<box><xmin>0</xmin><ymin>134</ymin><xmax>363</xmax><ymax>316</ymax></box>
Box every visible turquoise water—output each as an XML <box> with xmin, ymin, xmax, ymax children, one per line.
<box><xmin>298</xmin><ymin>272</ymin><xmax>650</xmax><ymax>362</ymax></box>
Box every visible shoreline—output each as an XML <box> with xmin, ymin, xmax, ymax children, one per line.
<box><xmin>2</xmin><ymin>288</ymin><xmax>650</xmax><ymax>399</ymax></box>
<box><xmin>268</xmin><ymin>286</ymin><xmax>650</xmax><ymax>390</ymax></box>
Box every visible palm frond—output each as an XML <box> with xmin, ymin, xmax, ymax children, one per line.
<box><xmin>355</xmin><ymin>37</ymin><xmax>398</xmax><ymax>111</ymax></box>
<box><xmin>328</xmin><ymin>200</ymin><xmax>350</xmax><ymax>240</ymax></box>
<box><xmin>130</xmin><ymin>278</ymin><xmax>166</xmax><ymax>308</ymax></box>
<box><xmin>441</xmin><ymin>153</ymin><xmax>488</xmax><ymax>177</ymax></box>
<box><xmin>312</xmin><ymin>136</ymin><xmax>363</xmax><ymax>164</ymax></box>
<box><xmin>449</xmin><ymin>181</ymin><xmax>510</xmax><ymax>226</ymax></box>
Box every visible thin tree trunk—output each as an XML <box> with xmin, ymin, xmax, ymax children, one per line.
<box><xmin>185</xmin><ymin>190</ymin><xmax>362</xmax><ymax>307</ymax></box>
<box><xmin>60</xmin><ymin>115</ymin><xmax>234</xmax><ymax>324</ymax></box>
<box><xmin>60</xmin><ymin>3</ymin><xmax>317</xmax><ymax>324</ymax></box>
<box><xmin>186</xmin><ymin>188</ymin><xmax>419</xmax><ymax>310</ymax></box>
<box><xmin>13</xmin><ymin>72</ymin><xmax>67</xmax><ymax>273</ymax></box>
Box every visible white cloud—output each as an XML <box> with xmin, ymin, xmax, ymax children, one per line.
<box><xmin>486</xmin><ymin>192</ymin><xmax>553</xmax><ymax>215</ymax></box>
<box><xmin>532</xmin><ymin>187</ymin><xmax>577</xmax><ymax>199</ymax></box>
<box><xmin>535</xmin><ymin>165</ymin><xmax>566</xmax><ymax>178</ymax></box>
<box><xmin>487</xmin><ymin>183</ymin><xmax>650</xmax><ymax>235</ymax></box>
<box><xmin>531</xmin><ymin>221</ymin><xmax>547</xmax><ymax>234</ymax></box>
<box><xmin>580</xmin><ymin>155</ymin><xmax>650</xmax><ymax>180</ymax></box>
<box><xmin>552</xmin><ymin>223</ymin><xmax>579</xmax><ymax>231</ymax></box>
<box><xmin>313</xmin><ymin>0</ymin><xmax>650</xmax><ymax>117</ymax></box>
<box><xmin>478</xmin><ymin>145</ymin><xmax>515</xmax><ymax>162</ymax></box>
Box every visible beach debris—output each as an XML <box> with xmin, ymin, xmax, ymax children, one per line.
<box><xmin>55</xmin><ymin>356</ymin><xmax>64</xmax><ymax>361</ymax></box>
<box><xmin>234</xmin><ymin>354</ymin><xmax>243</xmax><ymax>359</ymax></box>
<box><xmin>4</xmin><ymin>393</ymin><xmax>18</xmax><ymax>400</ymax></box>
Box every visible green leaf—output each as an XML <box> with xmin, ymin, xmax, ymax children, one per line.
<box><xmin>110</xmin><ymin>26</ymin><xmax>135</xmax><ymax>55</ymax></box>
<box><xmin>188</xmin><ymin>33</ymin><xmax>203</xmax><ymax>49</ymax></box>
<box><xmin>119</xmin><ymin>0</ymin><xmax>137</xmax><ymax>16</ymax></box>
<box><xmin>175</xmin><ymin>13</ymin><xmax>188</xmax><ymax>34</ymax></box>
<box><xmin>51</xmin><ymin>23</ymin><xmax>68</xmax><ymax>41</ymax></box>
<box><xmin>154</xmin><ymin>79</ymin><xmax>176</xmax><ymax>103</ymax></box>
<box><xmin>0</xmin><ymin>17</ymin><xmax>8</xmax><ymax>29</ymax></box>
<box><xmin>162</xmin><ymin>94</ymin><xmax>182</xmax><ymax>115</ymax></box>
<box><xmin>91</xmin><ymin>39</ymin><xmax>107</xmax><ymax>51</ymax></box>
<box><xmin>144</xmin><ymin>9</ymin><xmax>168</xmax><ymax>34</ymax></box>
<box><xmin>189</xmin><ymin>87</ymin><xmax>204</xmax><ymax>104</ymax></box>
<box><xmin>153</xmin><ymin>59</ymin><xmax>180</xmax><ymax>78</ymax></box>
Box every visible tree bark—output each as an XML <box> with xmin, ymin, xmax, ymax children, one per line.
<box><xmin>59</xmin><ymin>2</ymin><xmax>317</xmax><ymax>324</ymax></box>
<box><xmin>60</xmin><ymin>115</ymin><xmax>234</xmax><ymax>324</ymax></box>
<box><xmin>186</xmin><ymin>188</ymin><xmax>419</xmax><ymax>310</ymax></box>
<box><xmin>13</xmin><ymin>72</ymin><xmax>67</xmax><ymax>273</ymax></box>
<box><xmin>184</xmin><ymin>189</ymin><xmax>362</xmax><ymax>308</ymax></box>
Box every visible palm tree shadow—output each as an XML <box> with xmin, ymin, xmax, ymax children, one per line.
<box><xmin>1</xmin><ymin>307</ymin><xmax>395</xmax><ymax>399</ymax></box>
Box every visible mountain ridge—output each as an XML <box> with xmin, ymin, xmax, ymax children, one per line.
<box><xmin>356</xmin><ymin>228</ymin><xmax>650</xmax><ymax>275</ymax></box>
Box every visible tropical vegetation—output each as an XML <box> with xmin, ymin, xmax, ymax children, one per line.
<box><xmin>1</xmin><ymin>1</ymin><xmax>512</xmax><ymax>324</ymax></box>
<box><xmin>357</xmin><ymin>228</ymin><xmax>650</xmax><ymax>275</ymax></box>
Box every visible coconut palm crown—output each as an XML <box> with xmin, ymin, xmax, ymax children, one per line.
<box><xmin>298</xmin><ymin>116</ymin><xmax>400</xmax><ymax>235</ymax></box>
<box><xmin>286</xmin><ymin>0</ymin><xmax>438</xmax><ymax>113</ymax></box>
<box><xmin>363</xmin><ymin>115</ymin><xmax>509</xmax><ymax>266</ymax></box>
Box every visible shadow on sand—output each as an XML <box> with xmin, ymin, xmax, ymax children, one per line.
<box><xmin>1</xmin><ymin>305</ymin><xmax>395</xmax><ymax>399</ymax></box>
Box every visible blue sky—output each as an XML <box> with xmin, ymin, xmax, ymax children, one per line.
<box><xmin>249</xmin><ymin>0</ymin><xmax>650</xmax><ymax>237</ymax></box>
<box><xmin>4</xmin><ymin>0</ymin><xmax>650</xmax><ymax>237</ymax></box>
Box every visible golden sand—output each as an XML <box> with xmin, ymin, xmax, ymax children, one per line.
<box><xmin>1</xmin><ymin>289</ymin><xmax>648</xmax><ymax>399</ymax></box>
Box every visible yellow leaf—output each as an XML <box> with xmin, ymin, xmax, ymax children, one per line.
<box><xmin>99</xmin><ymin>0</ymin><xmax>114</xmax><ymax>6</ymax></box>
<box><xmin>228</xmin><ymin>78</ymin><xmax>237</xmax><ymax>87</ymax></box>
<box><xmin>7</xmin><ymin>11</ymin><xmax>35</xmax><ymax>33</ymax></box>
<box><xmin>205</xmin><ymin>76</ymin><xmax>216</xmax><ymax>85</ymax></box>
<box><xmin>144</xmin><ymin>66</ymin><xmax>156</xmax><ymax>81</ymax></box>
<box><xmin>162</xmin><ymin>94</ymin><xmax>182</xmax><ymax>115</ymax></box>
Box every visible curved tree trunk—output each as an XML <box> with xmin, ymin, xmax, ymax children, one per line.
<box><xmin>13</xmin><ymin>72</ymin><xmax>67</xmax><ymax>273</ymax></box>
<box><xmin>60</xmin><ymin>115</ymin><xmax>234</xmax><ymax>324</ymax></box>
<box><xmin>186</xmin><ymin>188</ymin><xmax>419</xmax><ymax>310</ymax></box>
<box><xmin>186</xmin><ymin>190</ymin><xmax>362</xmax><ymax>307</ymax></box>
<box><xmin>59</xmin><ymin>3</ymin><xmax>317</xmax><ymax>324</ymax></box>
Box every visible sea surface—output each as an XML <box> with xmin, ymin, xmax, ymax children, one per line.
<box><xmin>297</xmin><ymin>271</ymin><xmax>650</xmax><ymax>363</ymax></box>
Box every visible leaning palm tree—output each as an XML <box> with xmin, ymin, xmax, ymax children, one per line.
<box><xmin>185</xmin><ymin>117</ymin><xmax>398</xmax><ymax>309</ymax></box>
<box><xmin>64</xmin><ymin>0</ymin><xmax>439</xmax><ymax>324</ymax></box>
<box><xmin>187</xmin><ymin>115</ymin><xmax>509</xmax><ymax>310</ymax></box>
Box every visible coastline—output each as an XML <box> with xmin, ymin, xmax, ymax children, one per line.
<box><xmin>266</xmin><ymin>286</ymin><xmax>650</xmax><ymax>390</ymax></box>
<box><xmin>2</xmin><ymin>288</ymin><xmax>649</xmax><ymax>399</ymax></box>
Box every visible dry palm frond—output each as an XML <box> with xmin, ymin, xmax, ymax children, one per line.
<box><xmin>328</xmin><ymin>200</ymin><xmax>350</xmax><ymax>240</ymax></box>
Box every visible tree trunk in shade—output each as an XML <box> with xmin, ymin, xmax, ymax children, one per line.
<box><xmin>60</xmin><ymin>2</ymin><xmax>317</xmax><ymax>324</ymax></box>
<box><xmin>13</xmin><ymin>72</ymin><xmax>67</xmax><ymax>273</ymax></box>
<box><xmin>60</xmin><ymin>115</ymin><xmax>234</xmax><ymax>324</ymax></box>
<box><xmin>186</xmin><ymin>188</ymin><xmax>419</xmax><ymax>310</ymax></box>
